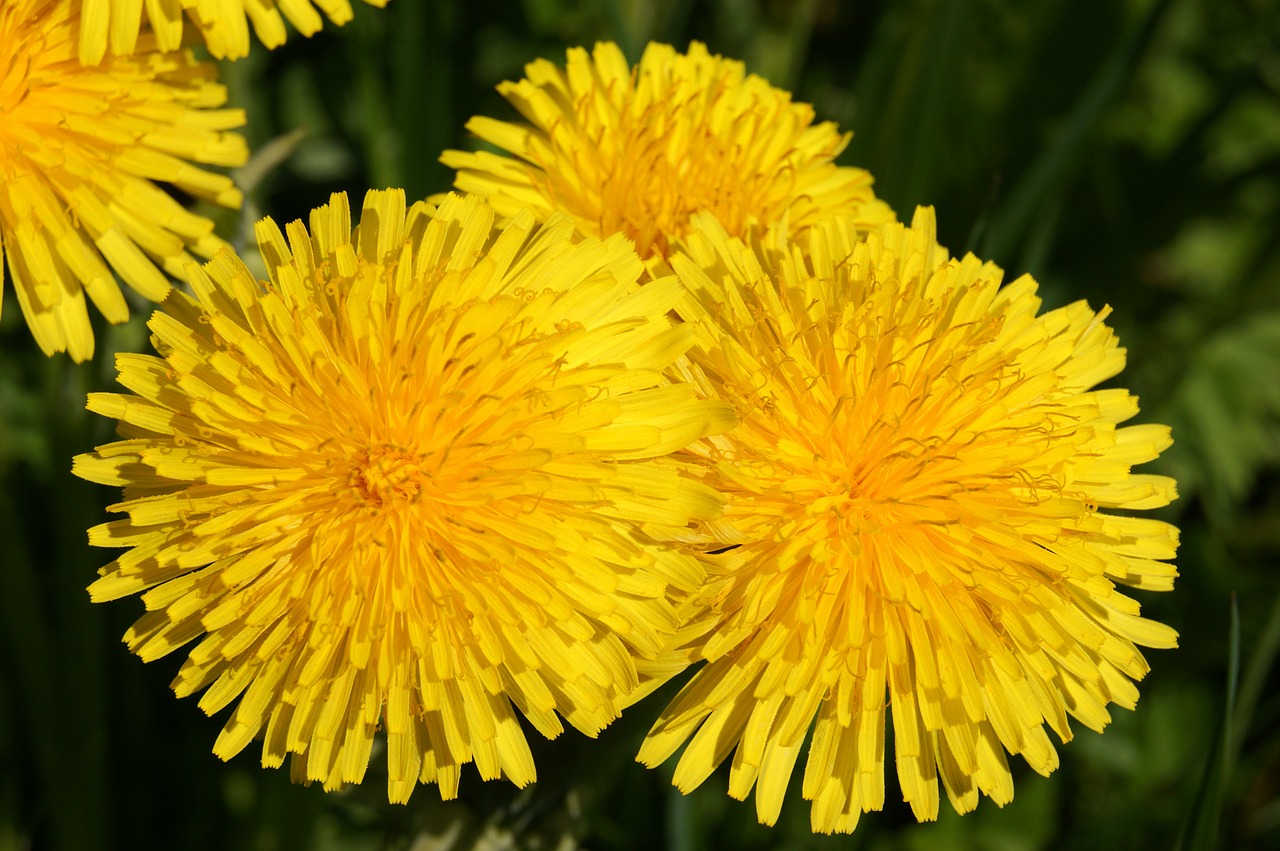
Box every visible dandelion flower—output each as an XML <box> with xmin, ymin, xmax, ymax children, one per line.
<box><xmin>638</xmin><ymin>209</ymin><xmax>1179</xmax><ymax>833</ymax></box>
<box><xmin>0</xmin><ymin>0</ymin><xmax>246</xmax><ymax>361</ymax></box>
<box><xmin>441</xmin><ymin>41</ymin><xmax>894</xmax><ymax>262</ymax></box>
<box><xmin>78</xmin><ymin>0</ymin><xmax>389</xmax><ymax>65</ymax></box>
<box><xmin>73</xmin><ymin>189</ymin><xmax>735</xmax><ymax>801</ymax></box>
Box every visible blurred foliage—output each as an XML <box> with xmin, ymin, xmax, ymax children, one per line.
<box><xmin>3</xmin><ymin>0</ymin><xmax>1280</xmax><ymax>848</ymax></box>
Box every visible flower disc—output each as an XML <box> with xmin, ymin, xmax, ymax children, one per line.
<box><xmin>442</xmin><ymin>41</ymin><xmax>895</xmax><ymax>262</ymax></box>
<box><xmin>0</xmin><ymin>0</ymin><xmax>246</xmax><ymax>361</ymax></box>
<box><xmin>639</xmin><ymin>210</ymin><xmax>1179</xmax><ymax>833</ymax></box>
<box><xmin>75</xmin><ymin>190</ymin><xmax>735</xmax><ymax>802</ymax></box>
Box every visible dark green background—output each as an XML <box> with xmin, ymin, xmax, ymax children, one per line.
<box><xmin>2</xmin><ymin>0</ymin><xmax>1278</xmax><ymax>848</ymax></box>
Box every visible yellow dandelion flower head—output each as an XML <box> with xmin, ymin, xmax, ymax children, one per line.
<box><xmin>639</xmin><ymin>210</ymin><xmax>1180</xmax><ymax>833</ymax></box>
<box><xmin>78</xmin><ymin>0</ymin><xmax>390</xmax><ymax>64</ymax></box>
<box><xmin>0</xmin><ymin>0</ymin><xmax>246</xmax><ymax>361</ymax></box>
<box><xmin>441</xmin><ymin>41</ymin><xmax>895</xmax><ymax>262</ymax></box>
<box><xmin>74</xmin><ymin>189</ymin><xmax>736</xmax><ymax>802</ymax></box>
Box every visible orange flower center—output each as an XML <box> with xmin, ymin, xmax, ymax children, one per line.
<box><xmin>586</xmin><ymin>99</ymin><xmax>783</xmax><ymax>259</ymax></box>
<box><xmin>349</xmin><ymin>445</ymin><xmax>428</xmax><ymax>506</ymax></box>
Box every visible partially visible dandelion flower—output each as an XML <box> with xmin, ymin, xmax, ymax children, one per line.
<box><xmin>74</xmin><ymin>189</ymin><xmax>735</xmax><ymax>802</ymax></box>
<box><xmin>441</xmin><ymin>41</ymin><xmax>894</xmax><ymax>262</ymax></box>
<box><xmin>78</xmin><ymin>0</ymin><xmax>389</xmax><ymax>64</ymax></box>
<box><xmin>1</xmin><ymin>0</ymin><xmax>246</xmax><ymax>361</ymax></box>
<box><xmin>638</xmin><ymin>209</ymin><xmax>1179</xmax><ymax>833</ymax></box>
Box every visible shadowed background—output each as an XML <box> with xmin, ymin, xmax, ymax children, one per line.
<box><xmin>2</xmin><ymin>0</ymin><xmax>1278</xmax><ymax>848</ymax></box>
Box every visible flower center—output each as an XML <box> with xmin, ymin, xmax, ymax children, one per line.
<box><xmin>599</xmin><ymin>114</ymin><xmax>776</xmax><ymax>259</ymax></box>
<box><xmin>350</xmin><ymin>446</ymin><xmax>427</xmax><ymax>506</ymax></box>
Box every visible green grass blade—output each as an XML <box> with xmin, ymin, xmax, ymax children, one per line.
<box><xmin>851</xmin><ymin>0</ymin><xmax>979</xmax><ymax>217</ymax></box>
<box><xmin>980</xmin><ymin>0</ymin><xmax>1178</xmax><ymax>268</ymax></box>
<box><xmin>1232</xmin><ymin>583</ymin><xmax>1280</xmax><ymax>753</ymax></box>
<box><xmin>1179</xmin><ymin>593</ymin><xmax>1241</xmax><ymax>851</ymax></box>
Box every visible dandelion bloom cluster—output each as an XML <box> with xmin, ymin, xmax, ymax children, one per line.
<box><xmin>78</xmin><ymin>0</ymin><xmax>389</xmax><ymax>64</ymax></box>
<box><xmin>1</xmin><ymin>0</ymin><xmax>246</xmax><ymax>361</ymax></box>
<box><xmin>442</xmin><ymin>41</ymin><xmax>894</xmax><ymax>262</ymax></box>
<box><xmin>74</xmin><ymin>190</ymin><xmax>734</xmax><ymax>801</ymax></box>
<box><xmin>638</xmin><ymin>210</ymin><xmax>1179</xmax><ymax>832</ymax></box>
